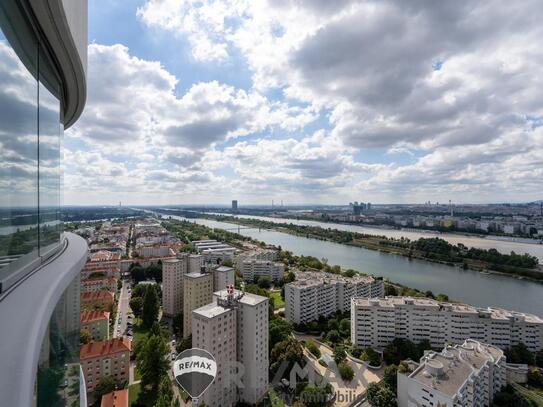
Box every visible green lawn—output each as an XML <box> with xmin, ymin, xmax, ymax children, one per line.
<box><xmin>128</xmin><ymin>383</ymin><xmax>141</xmax><ymax>406</ymax></box>
<box><xmin>269</xmin><ymin>291</ymin><xmax>284</xmax><ymax>309</ymax></box>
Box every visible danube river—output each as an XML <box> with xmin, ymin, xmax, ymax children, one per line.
<box><xmin>167</xmin><ymin>214</ymin><xmax>543</xmax><ymax>318</ymax></box>
<box><xmin>219</xmin><ymin>213</ymin><xmax>543</xmax><ymax>262</ymax></box>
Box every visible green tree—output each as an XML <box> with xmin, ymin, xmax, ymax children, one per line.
<box><xmin>284</xmin><ymin>271</ymin><xmax>296</xmax><ymax>283</ymax></box>
<box><xmin>306</xmin><ymin>341</ymin><xmax>321</xmax><ymax>359</ymax></box>
<box><xmin>338</xmin><ymin>362</ymin><xmax>354</xmax><ymax>381</ymax></box>
<box><xmin>326</xmin><ymin>330</ymin><xmax>341</xmax><ymax>344</ymax></box>
<box><xmin>80</xmin><ymin>329</ymin><xmax>91</xmax><ymax>344</ymax></box>
<box><xmin>333</xmin><ymin>345</ymin><xmax>346</xmax><ymax>364</ymax></box>
<box><xmin>339</xmin><ymin>319</ymin><xmax>350</xmax><ymax>337</ymax></box>
<box><xmin>300</xmin><ymin>386</ymin><xmax>331</xmax><ymax>407</ymax></box>
<box><xmin>269</xmin><ymin>318</ymin><xmax>293</xmax><ymax>349</ymax></box>
<box><xmin>154</xmin><ymin>376</ymin><xmax>174</xmax><ymax>407</ymax></box>
<box><xmin>366</xmin><ymin>383</ymin><xmax>397</xmax><ymax>407</ymax></box>
<box><xmin>176</xmin><ymin>336</ymin><xmax>192</xmax><ymax>354</ymax></box>
<box><xmin>94</xmin><ymin>376</ymin><xmax>117</xmax><ymax>399</ymax></box>
<box><xmin>130</xmin><ymin>297</ymin><xmax>143</xmax><ymax>319</ymax></box>
<box><xmin>142</xmin><ymin>285</ymin><xmax>160</xmax><ymax>329</ymax></box>
<box><xmin>172</xmin><ymin>313</ymin><xmax>183</xmax><ymax>337</ymax></box>
<box><xmin>270</xmin><ymin>337</ymin><xmax>304</xmax><ymax>377</ymax></box>
<box><xmin>137</xmin><ymin>325</ymin><xmax>169</xmax><ymax>391</ymax></box>
<box><xmin>257</xmin><ymin>276</ymin><xmax>271</xmax><ymax>289</ymax></box>
<box><xmin>383</xmin><ymin>365</ymin><xmax>398</xmax><ymax>391</ymax></box>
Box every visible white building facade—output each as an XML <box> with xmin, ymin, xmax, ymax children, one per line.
<box><xmin>397</xmin><ymin>339</ymin><xmax>506</xmax><ymax>407</ymax></box>
<box><xmin>351</xmin><ymin>297</ymin><xmax>543</xmax><ymax>352</ymax></box>
<box><xmin>284</xmin><ymin>272</ymin><xmax>384</xmax><ymax>324</ymax></box>
<box><xmin>239</xmin><ymin>259</ymin><xmax>284</xmax><ymax>283</ymax></box>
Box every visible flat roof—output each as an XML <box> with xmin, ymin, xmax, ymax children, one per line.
<box><xmin>215</xmin><ymin>266</ymin><xmax>234</xmax><ymax>272</ymax></box>
<box><xmin>185</xmin><ymin>272</ymin><xmax>210</xmax><ymax>279</ymax></box>
<box><xmin>193</xmin><ymin>302</ymin><xmax>232</xmax><ymax>319</ymax></box>
<box><xmin>214</xmin><ymin>289</ymin><xmax>268</xmax><ymax>306</ymax></box>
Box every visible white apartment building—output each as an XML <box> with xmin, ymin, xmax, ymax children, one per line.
<box><xmin>162</xmin><ymin>254</ymin><xmax>202</xmax><ymax>317</ymax></box>
<box><xmin>213</xmin><ymin>266</ymin><xmax>235</xmax><ymax>292</ymax></box>
<box><xmin>236</xmin><ymin>249</ymin><xmax>277</xmax><ymax>266</ymax></box>
<box><xmin>192</xmin><ymin>289</ymin><xmax>269</xmax><ymax>406</ymax></box>
<box><xmin>192</xmin><ymin>240</ymin><xmax>237</xmax><ymax>264</ymax></box>
<box><xmin>397</xmin><ymin>339</ymin><xmax>506</xmax><ymax>407</ymax></box>
<box><xmin>136</xmin><ymin>244</ymin><xmax>172</xmax><ymax>258</ymax></box>
<box><xmin>284</xmin><ymin>272</ymin><xmax>384</xmax><ymax>324</ymax></box>
<box><xmin>351</xmin><ymin>297</ymin><xmax>543</xmax><ymax>352</ymax></box>
<box><xmin>239</xmin><ymin>259</ymin><xmax>284</xmax><ymax>283</ymax></box>
<box><xmin>183</xmin><ymin>272</ymin><xmax>213</xmax><ymax>337</ymax></box>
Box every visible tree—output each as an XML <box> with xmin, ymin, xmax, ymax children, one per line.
<box><xmin>154</xmin><ymin>376</ymin><xmax>174</xmax><ymax>407</ymax></box>
<box><xmin>306</xmin><ymin>341</ymin><xmax>321</xmax><ymax>359</ymax></box>
<box><xmin>504</xmin><ymin>343</ymin><xmax>536</xmax><ymax>365</ymax></box>
<box><xmin>339</xmin><ymin>319</ymin><xmax>350</xmax><ymax>337</ymax></box>
<box><xmin>383</xmin><ymin>365</ymin><xmax>398</xmax><ymax>391</ymax></box>
<box><xmin>257</xmin><ymin>276</ymin><xmax>271</xmax><ymax>289</ymax></box>
<box><xmin>284</xmin><ymin>271</ymin><xmax>296</xmax><ymax>283</ymax></box>
<box><xmin>131</xmin><ymin>266</ymin><xmax>146</xmax><ymax>283</ymax></box>
<box><xmin>269</xmin><ymin>318</ymin><xmax>293</xmax><ymax>349</ymax></box>
<box><xmin>137</xmin><ymin>326</ymin><xmax>169</xmax><ymax>391</ymax></box>
<box><xmin>300</xmin><ymin>386</ymin><xmax>331</xmax><ymax>407</ymax></box>
<box><xmin>142</xmin><ymin>285</ymin><xmax>160</xmax><ymax>329</ymax></box>
<box><xmin>130</xmin><ymin>297</ymin><xmax>143</xmax><ymax>319</ymax></box>
<box><xmin>80</xmin><ymin>329</ymin><xmax>92</xmax><ymax>344</ymax></box>
<box><xmin>176</xmin><ymin>335</ymin><xmax>192</xmax><ymax>354</ymax></box>
<box><xmin>326</xmin><ymin>330</ymin><xmax>341</xmax><ymax>344</ymax></box>
<box><xmin>94</xmin><ymin>376</ymin><xmax>117</xmax><ymax>399</ymax></box>
<box><xmin>270</xmin><ymin>337</ymin><xmax>304</xmax><ymax>377</ymax></box>
<box><xmin>333</xmin><ymin>345</ymin><xmax>346</xmax><ymax>364</ymax></box>
<box><xmin>338</xmin><ymin>362</ymin><xmax>354</xmax><ymax>381</ymax></box>
<box><xmin>366</xmin><ymin>383</ymin><xmax>397</xmax><ymax>407</ymax></box>
<box><xmin>385</xmin><ymin>284</ymin><xmax>398</xmax><ymax>296</ymax></box>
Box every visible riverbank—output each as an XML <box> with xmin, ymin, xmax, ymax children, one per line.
<box><xmin>189</xmin><ymin>213</ymin><xmax>543</xmax><ymax>283</ymax></box>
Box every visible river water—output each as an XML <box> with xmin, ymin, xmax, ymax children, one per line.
<box><xmin>164</xmin><ymin>214</ymin><xmax>543</xmax><ymax>318</ymax></box>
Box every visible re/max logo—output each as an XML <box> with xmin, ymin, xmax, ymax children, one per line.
<box><xmin>178</xmin><ymin>360</ymin><xmax>213</xmax><ymax>371</ymax></box>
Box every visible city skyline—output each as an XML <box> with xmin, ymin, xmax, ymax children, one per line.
<box><xmin>62</xmin><ymin>0</ymin><xmax>543</xmax><ymax>205</ymax></box>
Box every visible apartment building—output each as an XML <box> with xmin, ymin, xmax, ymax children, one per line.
<box><xmin>192</xmin><ymin>288</ymin><xmax>269</xmax><ymax>406</ymax></box>
<box><xmin>397</xmin><ymin>339</ymin><xmax>506</xmax><ymax>407</ymax></box>
<box><xmin>81</xmin><ymin>276</ymin><xmax>118</xmax><ymax>293</ymax></box>
<box><xmin>192</xmin><ymin>240</ymin><xmax>237</xmax><ymax>264</ymax></box>
<box><xmin>236</xmin><ymin>249</ymin><xmax>277</xmax><ymax>266</ymax></box>
<box><xmin>81</xmin><ymin>310</ymin><xmax>110</xmax><ymax>341</ymax></box>
<box><xmin>135</xmin><ymin>244</ymin><xmax>173</xmax><ymax>258</ymax></box>
<box><xmin>162</xmin><ymin>254</ymin><xmax>202</xmax><ymax>316</ymax></box>
<box><xmin>213</xmin><ymin>265</ymin><xmax>235</xmax><ymax>291</ymax></box>
<box><xmin>351</xmin><ymin>297</ymin><xmax>543</xmax><ymax>352</ymax></box>
<box><xmin>183</xmin><ymin>272</ymin><xmax>213</xmax><ymax>337</ymax></box>
<box><xmin>80</xmin><ymin>338</ymin><xmax>131</xmax><ymax>393</ymax></box>
<box><xmin>101</xmin><ymin>389</ymin><xmax>128</xmax><ymax>407</ymax></box>
<box><xmin>284</xmin><ymin>272</ymin><xmax>384</xmax><ymax>324</ymax></box>
<box><xmin>0</xmin><ymin>2</ymin><xmax>88</xmax><ymax>404</ymax></box>
<box><xmin>239</xmin><ymin>259</ymin><xmax>285</xmax><ymax>283</ymax></box>
<box><xmin>81</xmin><ymin>290</ymin><xmax>115</xmax><ymax>311</ymax></box>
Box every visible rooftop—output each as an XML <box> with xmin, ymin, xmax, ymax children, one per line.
<box><xmin>215</xmin><ymin>266</ymin><xmax>234</xmax><ymax>272</ymax></box>
<box><xmin>80</xmin><ymin>338</ymin><xmax>131</xmax><ymax>360</ymax></box>
<box><xmin>100</xmin><ymin>389</ymin><xmax>128</xmax><ymax>407</ymax></box>
<box><xmin>352</xmin><ymin>296</ymin><xmax>543</xmax><ymax>323</ymax></box>
<box><xmin>214</xmin><ymin>289</ymin><xmax>268</xmax><ymax>306</ymax></box>
<box><xmin>193</xmin><ymin>301</ymin><xmax>233</xmax><ymax>319</ymax></box>
<box><xmin>80</xmin><ymin>290</ymin><xmax>115</xmax><ymax>301</ymax></box>
<box><xmin>81</xmin><ymin>310</ymin><xmax>110</xmax><ymax>323</ymax></box>
<box><xmin>185</xmin><ymin>272</ymin><xmax>210</xmax><ymax>279</ymax></box>
<box><xmin>409</xmin><ymin>340</ymin><xmax>503</xmax><ymax>397</ymax></box>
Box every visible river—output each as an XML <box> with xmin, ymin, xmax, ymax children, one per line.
<box><xmin>215</xmin><ymin>213</ymin><xmax>543</xmax><ymax>262</ymax></box>
<box><xmin>165</xmin><ymin>213</ymin><xmax>543</xmax><ymax>318</ymax></box>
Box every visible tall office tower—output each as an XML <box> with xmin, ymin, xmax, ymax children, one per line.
<box><xmin>192</xmin><ymin>289</ymin><xmax>269</xmax><ymax>406</ymax></box>
<box><xmin>183</xmin><ymin>272</ymin><xmax>213</xmax><ymax>337</ymax></box>
<box><xmin>232</xmin><ymin>200</ymin><xmax>238</xmax><ymax>211</ymax></box>
<box><xmin>213</xmin><ymin>265</ymin><xmax>235</xmax><ymax>291</ymax></box>
<box><xmin>397</xmin><ymin>340</ymin><xmax>506</xmax><ymax>407</ymax></box>
<box><xmin>0</xmin><ymin>1</ymin><xmax>88</xmax><ymax>405</ymax></box>
<box><xmin>162</xmin><ymin>258</ymin><xmax>188</xmax><ymax>317</ymax></box>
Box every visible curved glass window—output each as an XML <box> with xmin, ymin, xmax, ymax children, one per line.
<box><xmin>0</xmin><ymin>2</ymin><xmax>63</xmax><ymax>291</ymax></box>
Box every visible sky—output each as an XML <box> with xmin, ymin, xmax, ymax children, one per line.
<box><xmin>62</xmin><ymin>0</ymin><xmax>543</xmax><ymax>206</ymax></box>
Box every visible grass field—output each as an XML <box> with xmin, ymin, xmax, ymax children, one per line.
<box><xmin>270</xmin><ymin>291</ymin><xmax>284</xmax><ymax>309</ymax></box>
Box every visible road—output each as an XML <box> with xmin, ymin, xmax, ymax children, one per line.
<box><xmin>113</xmin><ymin>280</ymin><xmax>131</xmax><ymax>338</ymax></box>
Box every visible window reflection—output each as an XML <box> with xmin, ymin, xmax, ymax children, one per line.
<box><xmin>0</xmin><ymin>25</ymin><xmax>39</xmax><ymax>276</ymax></box>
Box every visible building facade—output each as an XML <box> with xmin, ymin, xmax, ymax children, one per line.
<box><xmin>351</xmin><ymin>297</ymin><xmax>543</xmax><ymax>352</ymax></box>
<box><xmin>183</xmin><ymin>272</ymin><xmax>213</xmax><ymax>337</ymax></box>
<box><xmin>239</xmin><ymin>259</ymin><xmax>284</xmax><ymax>283</ymax></box>
<box><xmin>284</xmin><ymin>272</ymin><xmax>384</xmax><ymax>324</ymax></box>
<box><xmin>80</xmin><ymin>338</ymin><xmax>131</xmax><ymax>393</ymax></box>
<box><xmin>81</xmin><ymin>310</ymin><xmax>110</xmax><ymax>341</ymax></box>
<box><xmin>192</xmin><ymin>289</ymin><xmax>269</xmax><ymax>406</ymax></box>
<box><xmin>0</xmin><ymin>1</ymin><xmax>88</xmax><ymax>405</ymax></box>
<box><xmin>397</xmin><ymin>339</ymin><xmax>506</xmax><ymax>407</ymax></box>
<box><xmin>213</xmin><ymin>265</ymin><xmax>235</xmax><ymax>292</ymax></box>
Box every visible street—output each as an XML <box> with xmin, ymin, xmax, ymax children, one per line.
<box><xmin>113</xmin><ymin>280</ymin><xmax>132</xmax><ymax>338</ymax></box>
